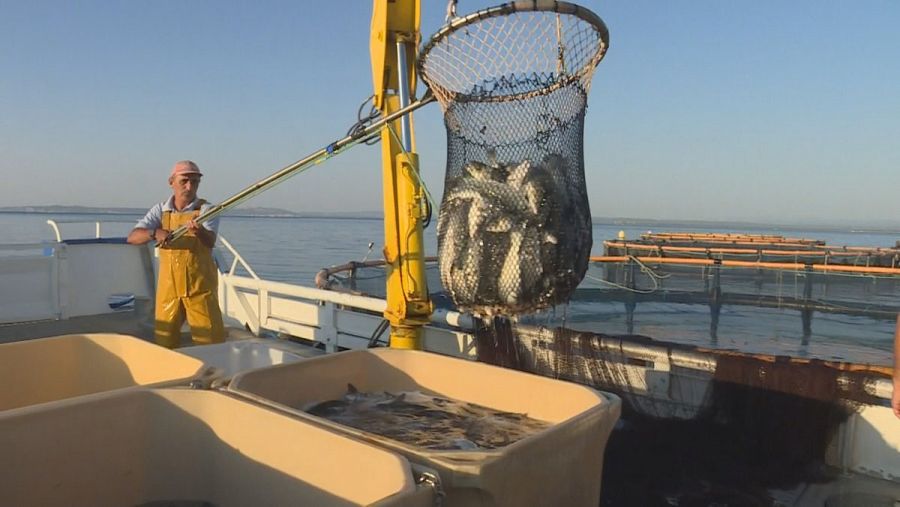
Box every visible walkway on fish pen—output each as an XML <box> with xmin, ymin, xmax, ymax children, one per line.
<box><xmin>605</xmin><ymin>236</ymin><xmax>900</xmax><ymax>268</ymax></box>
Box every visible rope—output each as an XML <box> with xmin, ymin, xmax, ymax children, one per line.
<box><xmin>631</xmin><ymin>254</ymin><xmax>672</xmax><ymax>280</ymax></box>
<box><xmin>585</xmin><ymin>274</ymin><xmax>659</xmax><ymax>294</ymax></box>
<box><xmin>585</xmin><ymin>255</ymin><xmax>670</xmax><ymax>294</ymax></box>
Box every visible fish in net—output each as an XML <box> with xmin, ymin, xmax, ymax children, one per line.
<box><xmin>418</xmin><ymin>1</ymin><xmax>610</xmax><ymax>318</ymax></box>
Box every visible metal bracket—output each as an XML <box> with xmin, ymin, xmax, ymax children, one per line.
<box><xmin>416</xmin><ymin>471</ymin><xmax>446</xmax><ymax>507</ymax></box>
<box><xmin>188</xmin><ymin>366</ymin><xmax>222</xmax><ymax>389</ymax></box>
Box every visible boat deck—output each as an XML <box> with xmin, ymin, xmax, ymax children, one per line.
<box><xmin>0</xmin><ymin>298</ymin><xmax>258</xmax><ymax>348</ymax></box>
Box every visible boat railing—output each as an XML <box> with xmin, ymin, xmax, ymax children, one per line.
<box><xmin>43</xmin><ymin>220</ymin><xmax>262</xmax><ymax>284</ymax></box>
<box><xmin>45</xmin><ymin>218</ymin><xmax>137</xmax><ymax>242</ymax></box>
<box><xmin>1</xmin><ymin>216</ymin><xmax>152</xmax><ymax>325</ymax></box>
<box><xmin>0</xmin><ymin>236</ymin><xmax>153</xmax><ymax>325</ymax></box>
<box><xmin>217</xmin><ymin>271</ymin><xmax>476</xmax><ymax>356</ymax></box>
<box><xmin>214</xmin><ymin>236</ymin><xmax>260</xmax><ymax>280</ymax></box>
<box><xmin>0</xmin><ymin>242</ymin><xmax>62</xmax><ymax>324</ymax></box>
<box><xmin>211</xmin><ymin>239</ymin><xmax>475</xmax><ymax>355</ymax></box>
<box><xmin>313</xmin><ymin>257</ymin><xmax>439</xmax><ymax>292</ymax></box>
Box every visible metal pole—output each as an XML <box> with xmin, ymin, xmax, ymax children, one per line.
<box><xmin>395</xmin><ymin>38</ymin><xmax>413</xmax><ymax>151</ymax></box>
<box><xmin>801</xmin><ymin>265</ymin><xmax>813</xmax><ymax>344</ymax></box>
<box><xmin>709</xmin><ymin>260</ymin><xmax>722</xmax><ymax>343</ymax></box>
<box><xmin>165</xmin><ymin>93</ymin><xmax>435</xmax><ymax>243</ymax></box>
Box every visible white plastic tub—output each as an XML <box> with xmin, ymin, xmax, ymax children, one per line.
<box><xmin>0</xmin><ymin>389</ymin><xmax>434</xmax><ymax>507</ymax></box>
<box><xmin>228</xmin><ymin>348</ymin><xmax>622</xmax><ymax>507</ymax></box>
<box><xmin>0</xmin><ymin>333</ymin><xmax>208</xmax><ymax>412</ymax></box>
<box><xmin>178</xmin><ymin>338</ymin><xmax>311</xmax><ymax>378</ymax></box>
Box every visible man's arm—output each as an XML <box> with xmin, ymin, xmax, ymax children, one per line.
<box><xmin>127</xmin><ymin>227</ymin><xmax>159</xmax><ymax>245</ymax></box>
<box><xmin>127</xmin><ymin>204</ymin><xmax>163</xmax><ymax>245</ymax></box>
<box><xmin>892</xmin><ymin>313</ymin><xmax>900</xmax><ymax>419</ymax></box>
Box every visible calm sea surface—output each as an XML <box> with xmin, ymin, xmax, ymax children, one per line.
<box><xmin>2</xmin><ymin>211</ymin><xmax>897</xmax><ymax>365</ymax></box>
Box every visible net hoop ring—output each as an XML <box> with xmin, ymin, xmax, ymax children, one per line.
<box><xmin>419</xmin><ymin>0</ymin><xmax>610</xmax><ymax>105</ymax></box>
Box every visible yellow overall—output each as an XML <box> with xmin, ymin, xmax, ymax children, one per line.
<box><xmin>154</xmin><ymin>203</ymin><xmax>225</xmax><ymax>348</ymax></box>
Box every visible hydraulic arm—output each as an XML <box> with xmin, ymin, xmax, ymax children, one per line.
<box><xmin>371</xmin><ymin>0</ymin><xmax>433</xmax><ymax>349</ymax></box>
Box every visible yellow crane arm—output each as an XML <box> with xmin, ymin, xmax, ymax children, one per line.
<box><xmin>370</xmin><ymin>0</ymin><xmax>433</xmax><ymax>349</ymax></box>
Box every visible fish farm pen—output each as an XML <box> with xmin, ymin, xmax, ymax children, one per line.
<box><xmin>608</xmin><ymin>231</ymin><xmax>900</xmax><ymax>267</ymax></box>
<box><xmin>597</xmin><ymin>233</ymin><xmax>900</xmax><ymax>338</ymax></box>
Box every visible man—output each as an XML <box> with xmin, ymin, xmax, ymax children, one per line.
<box><xmin>127</xmin><ymin>160</ymin><xmax>225</xmax><ymax>348</ymax></box>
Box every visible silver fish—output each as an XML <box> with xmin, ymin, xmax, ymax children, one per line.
<box><xmin>498</xmin><ymin>227</ymin><xmax>523</xmax><ymax>305</ymax></box>
<box><xmin>437</xmin><ymin>200</ymin><xmax>471</xmax><ymax>303</ymax></box>
<box><xmin>439</xmin><ymin>156</ymin><xmax>573</xmax><ymax>316</ymax></box>
<box><xmin>306</xmin><ymin>386</ymin><xmax>551</xmax><ymax>451</ymax></box>
<box><xmin>519</xmin><ymin>228</ymin><xmax>545</xmax><ymax>301</ymax></box>
<box><xmin>444</xmin><ymin>177</ymin><xmax>531</xmax><ymax>217</ymax></box>
<box><xmin>506</xmin><ymin>159</ymin><xmax>531</xmax><ymax>189</ymax></box>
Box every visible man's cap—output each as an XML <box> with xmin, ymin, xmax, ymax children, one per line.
<box><xmin>170</xmin><ymin>160</ymin><xmax>203</xmax><ymax>178</ymax></box>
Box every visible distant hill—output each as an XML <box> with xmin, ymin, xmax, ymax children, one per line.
<box><xmin>0</xmin><ymin>205</ymin><xmax>146</xmax><ymax>215</ymax></box>
<box><xmin>0</xmin><ymin>205</ymin><xmax>383</xmax><ymax>220</ymax></box>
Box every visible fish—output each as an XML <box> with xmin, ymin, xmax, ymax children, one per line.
<box><xmin>466</xmin><ymin>157</ymin><xmax>507</xmax><ymax>183</ymax></box>
<box><xmin>443</xmin><ymin>176</ymin><xmax>531</xmax><ymax>217</ymax></box>
<box><xmin>506</xmin><ymin>159</ymin><xmax>531</xmax><ymax>188</ymax></box>
<box><xmin>518</xmin><ymin>227</ymin><xmax>545</xmax><ymax>303</ymax></box>
<box><xmin>498</xmin><ymin>226</ymin><xmax>526</xmax><ymax>305</ymax></box>
<box><xmin>440</xmin><ymin>172</ymin><xmax>530</xmax><ymax>309</ymax></box>
<box><xmin>464</xmin><ymin>160</ymin><xmax>493</xmax><ymax>181</ymax></box>
<box><xmin>458</xmin><ymin>227</ymin><xmax>482</xmax><ymax>303</ymax></box>
<box><xmin>438</xmin><ymin>199</ymin><xmax>472</xmax><ymax>303</ymax></box>
<box><xmin>438</xmin><ymin>155</ymin><xmax>580</xmax><ymax>316</ymax></box>
<box><xmin>305</xmin><ymin>386</ymin><xmax>552</xmax><ymax>451</ymax></box>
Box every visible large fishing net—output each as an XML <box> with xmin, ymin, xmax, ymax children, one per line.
<box><xmin>418</xmin><ymin>1</ymin><xmax>609</xmax><ymax>317</ymax></box>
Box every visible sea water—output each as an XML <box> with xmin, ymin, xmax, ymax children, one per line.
<box><xmin>1</xmin><ymin>211</ymin><xmax>896</xmax><ymax>364</ymax></box>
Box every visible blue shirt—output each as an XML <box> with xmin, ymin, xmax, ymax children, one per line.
<box><xmin>135</xmin><ymin>196</ymin><xmax>219</xmax><ymax>233</ymax></box>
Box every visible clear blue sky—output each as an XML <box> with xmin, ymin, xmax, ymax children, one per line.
<box><xmin>2</xmin><ymin>1</ymin><xmax>898</xmax><ymax>225</ymax></box>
